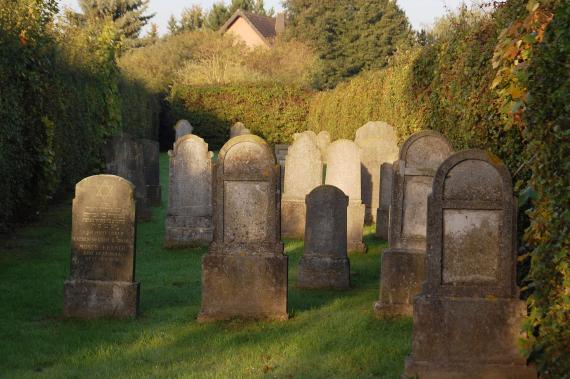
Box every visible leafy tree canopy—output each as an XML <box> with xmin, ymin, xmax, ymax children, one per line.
<box><xmin>284</xmin><ymin>0</ymin><xmax>413</xmax><ymax>89</ymax></box>
<box><xmin>79</xmin><ymin>0</ymin><xmax>154</xmax><ymax>43</ymax></box>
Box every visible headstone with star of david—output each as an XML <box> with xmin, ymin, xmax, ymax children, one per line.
<box><xmin>63</xmin><ymin>174</ymin><xmax>140</xmax><ymax>319</ymax></box>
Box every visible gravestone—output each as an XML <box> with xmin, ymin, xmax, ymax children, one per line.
<box><xmin>175</xmin><ymin>119</ymin><xmax>193</xmax><ymax>140</ymax></box>
<box><xmin>165</xmin><ymin>135</ymin><xmax>213</xmax><ymax>248</ymax></box>
<box><xmin>103</xmin><ymin>134</ymin><xmax>151</xmax><ymax>221</ymax></box>
<box><xmin>298</xmin><ymin>185</ymin><xmax>350</xmax><ymax>289</ymax></box>
<box><xmin>139</xmin><ymin>138</ymin><xmax>161</xmax><ymax>207</ymax></box>
<box><xmin>229</xmin><ymin>122</ymin><xmax>250</xmax><ymax>138</ymax></box>
<box><xmin>63</xmin><ymin>175</ymin><xmax>139</xmax><ymax>318</ymax></box>
<box><xmin>354</xmin><ymin>121</ymin><xmax>399</xmax><ymax>224</ymax></box>
<box><xmin>375</xmin><ymin>162</ymin><xmax>394</xmax><ymax>240</ymax></box>
<box><xmin>317</xmin><ymin>131</ymin><xmax>331</xmax><ymax>163</ymax></box>
<box><xmin>374</xmin><ymin>130</ymin><xmax>453</xmax><ymax>317</ymax></box>
<box><xmin>281</xmin><ymin>132</ymin><xmax>323</xmax><ymax>239</ymax></box>
<box><xmin>405</xmin><ymin>150</ymin><xmax>536</xmax><ymax>379</ymax></box>
<box><xmin>274</xmin><ymin>144</ymin><xmax>289</xmax><ymax>193</ymax></box>
<box><xmin>198</xmin><ymin>135</ymin><xmax>288</xmax><ymax>321</ymax></box>
<box><xmin>325</xmin><ymin>139</ymin><xmax>366</xmax><ymax>253</ymax></box>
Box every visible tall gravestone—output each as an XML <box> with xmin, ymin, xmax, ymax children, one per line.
<box><xmin>198</xmin><ymin>135</ymin><xmax>288</xmax><ymax>321</ymax></box>
<box><xmin>175</xmin><ymin>119</ymin><xmax>193</xmax><ymax>141</ymax></box>
<box><xmin>298</xmin><ymin>185</ymin><xmax>350</xmax><ymax>289</ymax></box>
<box><xmin>165</xmin><ymin>135</ymin><xmax>213</xmax><ymax>248</ymax></box>
<box><xmin>375</xmin><ymin>162</ymin><xmax>394</xmax><ymax>240</ymax></box>
<box><xmin>355</xmin><ymin>121</ymin><xmax>399</xmax><ymax>224</ymax></box>
<box><xmin>281</xmin><ymin>131</ymin><xmax>323</xmax><ymax>239</ymax></box>
<box><xmin>405</xmin><ymin>150</ymin><xmax>536</xmax><ymax>379</ymax></box>
<box><xmin>325</xmin><ymin>140</ymin><xmax>366</xmax><ymax>253</ymax></box>
<box><xmin>103</xmin><ymin>134</ymin><xmax>151</xmax><ymax>221</ymax></box>
<box><xmin>64</xmin><ymin>175</ymin><xmax>139</xmax><ymax>318</ymax></box>
<box><xmin>374</xmin><ymin>130</ymin><xmax>453</xmax><ymax>317</ymax></box>
<box><xmin>139</xmin><ymin>138</ymin><xmax>161</xmax><ymax>207</ymax></box>
<box><xmin>229</xmin><ymin>122</ymin><xmax>250</xmax><ymax>138</ymax></box>
<box><xmin>317</xmin><ymin>131</ymin><xmax>331</xmax><ymax>163</ymax></box>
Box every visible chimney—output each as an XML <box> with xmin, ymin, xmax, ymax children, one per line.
<box><xmin>276</xmin><ymin>12</ymin><xmax>286</xmax><ymax>35</ymax></box>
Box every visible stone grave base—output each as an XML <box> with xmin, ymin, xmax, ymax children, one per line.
<box><xmin>375</xmin><ymin>207</ymin><xmax>390</xmax><ymax>240</ymax></box>
<box><xmin>375</xmin><ymin>248</ymin><xmax>425</xmax><ymax>318</ymax></box>
<box><xmin>348</xmin><ymin>202</ymin><xmax>366</xmax><ymax>253</ymax></box>
<box><xmin>298</xmin><ymin>256</ymin><xmax>350</xmax><ymax>289</ymax></box>
<box><xmin>198</xmin><ymin>254</ymin><xmax>288</xmax><ymax>322</ymax></box>
<box><xmin>164</xmin><ymin>215</ymin><xmax>213</xmax><ymax>248</ymax></box>
<box><xmin>146</xmin><ymin>185</ymin><xmax>162</xmax><ymax>207</ymax></box>
<box><xmin>281</xmin><ymin>199</ymin><xmax>306</xmax><ymax>240</ymax></box>
<box><xmin>63</xmin><ymin>280</ymin><xmax>139</xmax><ymax>319</ymax></box>
<box><xmin>404</xmin><ymin>296</ymin><xmax>536</xmax><ymax>379</ymax></box>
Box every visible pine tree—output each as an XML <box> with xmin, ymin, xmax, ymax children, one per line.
<box><xmin>167</xmin><ymin>15</ymin><xmax>179</xmax><ymax>35</ymax></box>
<box><xmin>180</xmin><ymin>5</ymin><xmax>205</xmax><ymax>32</ymax></box>
<box><xmin>285</xmin><ymin>0</ymin><xmax>412</xmax><ymax>89</ymax></box>
<box><xmin>79</xmin><ymin>0</ymin><xmax>154</xmax><ymax>41</ymax></box>
<box><xmin>206</xmin><ymin>1</ymin><xmax>230</xmax><ymax>30</ymax></box>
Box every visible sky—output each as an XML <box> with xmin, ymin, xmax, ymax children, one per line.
<box><xmin>58</xmin><ymin>0</ymin><xmax>477</xmax><ymax>36</ymax></box>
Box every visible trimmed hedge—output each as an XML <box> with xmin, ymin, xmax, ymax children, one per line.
<box><xmin>0</xmin><ymin>0</ymin><xmax>158</xmax><ymax>231</ymax></box>
<box><xmin>168</xmin><ymin>83</ymin><xmax>314</xmax><ymax>148</ymax></box>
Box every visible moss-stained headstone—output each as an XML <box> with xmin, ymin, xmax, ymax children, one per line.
<box><xmin>374</xmin><ymin>130</ymin><xmax>453</xmax><ymax>317</ymax></box>
<box><xmin>405</xmin><ymin>149</ymin><xmax>536</xmax><ymax>378</ymax></box>
<box><xmin>198</xmin><ymin>135</ymin><xmax>288</xmax><ymax>321</ymax></box>
<box><xmin>63</xmin><ymin>175</ymin><xmax>139</xmax><ymax>319</ymax></box>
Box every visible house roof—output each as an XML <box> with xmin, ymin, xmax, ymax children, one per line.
<box><xmin>219</xmin><ymin>10</ymin><xmax>277</xmax><ymax>44</ymax></box>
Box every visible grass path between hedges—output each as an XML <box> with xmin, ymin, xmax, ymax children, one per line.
<box><xmin>0</xmin><ymin>153</ymin><xmax>412</xmax><ymax>379</ymax></box>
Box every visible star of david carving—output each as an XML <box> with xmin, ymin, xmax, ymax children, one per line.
<box><xmin>95</xmin><ymin>182</ymin><xmax>114</xmax><ymax>201</ymax></box>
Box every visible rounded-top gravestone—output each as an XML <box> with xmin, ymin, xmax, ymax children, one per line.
<box><xmin>199</xmin><ymin>135</ymin><xmax>288</xmax><ymax>322</ymax></box>
<box><xmin>405</xmin><ymin>149</ymin><xmax>536</xmax><ymax>379</ymax></box>
<box><xmin>325</xmin><ymin>139</ymin><xmax>366</xmax><ymax>253</ymax></box>
<box><xmin>374</xmin><ymin>130</ymin><xmax>453</xmax><ymax>317</ymax></box>
<box><xmin>281</xmin><ymin>131</ymin><xmax>323</xmax><ymax>239</ymax></box>
<box><xmin>174</xmin><ymin>119</ymin><xmax>193</xmax><ymax>141</ymax></box>
<box><xmin>298</xmin><ymin>185</ymin><xmax>350</xmax><ymax>289</ymax></box>
<box><xmin>165</xmin><ymin>134</ymin><xmax>213</xmax><ymax>248</ymax></box>
<box><xmin>354</xmin><ymin>121</ymin><xmax>399</xmax><ymax>224</ymax></box>
<box><xmin>64</xmin><ymin>175</ymin><xmax>139</xmax><ymax>319</ymax></box>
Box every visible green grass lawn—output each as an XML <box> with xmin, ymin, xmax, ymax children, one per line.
<box><xmin>0</xmin><ymin>153</ymin><xmax>412</xmax><ymax>379</ymax></box>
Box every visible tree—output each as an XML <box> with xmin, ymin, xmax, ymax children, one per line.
<box><xmin>206</xmin><ymin>0</ymin><xmax>272</xmax><ymax>30</ymax></box>
<box><xmin>180</xmin><ymin>5</ymin><xmax>205</xmax><ymax>32</ymax></box>
<box><xmin>147</xmin><ymin>22</ymin><xmax>158</xmax><ymax>43</ymax></box>
<box><xmin>167</xmin><ymin>15</ymin><xmax>179</xmax><ymax>35</ymax></box>
<box><xmin>206</xmin><ymin>1</ymin><xmax>231</xmax><ymax>30</ymax></box>
<box><xmin>285</xmin><ymin>0</ymin><xmax>413</xmax><ymax>89</ymax></box>
<box><xmin>79</xmin><ymin>0</ymin><xmax>154</xmax><ymax>43</ymax></box>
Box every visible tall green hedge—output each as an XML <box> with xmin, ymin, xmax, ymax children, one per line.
<box><xmin>168</xmin><ymin>83</ymin><xmax>314</xmax><ymax>148</ymax></box>
<box><xmin>0</xmin><ymin>0</ymin><xmax>158</xmax><ymax>231</ymax></box>
<box><xmin>307</xmin><ymin>2</ymin><xmax>569</xmax><ymax>374</ymax></box>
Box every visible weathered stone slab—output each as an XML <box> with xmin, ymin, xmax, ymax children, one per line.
<box><xmin>375</xmin><ymin>130</ymin><xmax>453</xmax><ymax>317</ymax></box>
<box><xmin>404</xmin><ymin>149</ymin><xmax>536</xmax><ymax>379</ymax></box>
<box><xmin>175</xmin><ymin>119</ymin><xmax>193</xmax><ymax>140</ymax></box>
<box><xmin>298</xmin><ymin>185</ymin><xmax>349</xmax><ymax>289</ymax></box>
<box><xmin>317</xmin><ymin>131</ymin><xmax>331</xmax><ymax>163</ymax></box>
<box><xmin>375</xmin><ymin>162</ymin><xmax>393</xmax><ymax>240</ymax></box>
<box><xmin>165</xmin><ymin>135</ymin><xmax>213</xmax><ymax>248</ymax></box>
<box><xmin>325</xmin><ymin>139</ymin><xmax>366</xmax><ymax>253</ymax></box>
<box><xmin>355</xmin><ymin>121</ymin><xmax>399</xmax><ymax>224</ymax></box>
<box><xmin>198</xmin><ymin>135</ymin><xmax>288</xmax><ymax>321</ymax></box>
<box><xmin>63</xmin><ymin>175</ymin><xmax>139</xmax><ymax>319</ymax></box>
<box><xmin>281</xmin><ymin>132</ymin><xmax>323</xmax><ymax>239</ymax></box>
<box><xmin>139</xmin><ymin>138</ymin><xmax>161</xmax><ymax>207</ymax></box>
<box><xmin>103</xmin><ymin>134</ymin><xmax>151</xmax><ymax>221</ymax></box>
<box><xmin>229</xmin><ymin>122</ymin><xmax>250</xmax><ymax>138</ymax></box>
<box><xmin>275</xmin><ymin>144</ymin><xmax>289</xmax><ymax>193</ymax></box>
